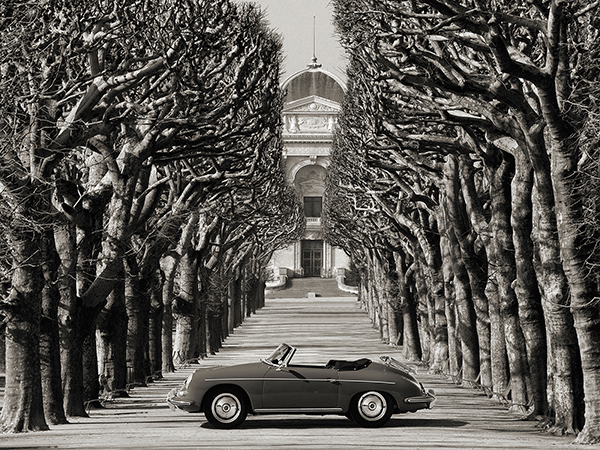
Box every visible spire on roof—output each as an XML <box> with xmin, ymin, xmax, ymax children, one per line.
<box><xmin>307</xmin><ymin>16</ymin><xmax>322</xmax><ymax>70</ymax></box>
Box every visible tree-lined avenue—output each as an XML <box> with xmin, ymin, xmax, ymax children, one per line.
<box><xmin>0</xmin><ymin>292</ymin><xmax>576</xmax><ymax>449</ymax></box>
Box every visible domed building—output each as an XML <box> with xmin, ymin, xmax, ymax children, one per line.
<box><xmin>271</xmin><ymin>57</ymin><xmax>350</xmax><ymax>279</ymax></box>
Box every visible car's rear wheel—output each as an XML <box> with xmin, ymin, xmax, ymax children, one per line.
<box><xmin>204</xmin><ymin>388</ymin><xmax>248</xmax><ymax>429</ymax></box>
<box><xmin>350</xmin><ymin>391</ymin><xmax>393</xmax><ymax>428</ymax></box>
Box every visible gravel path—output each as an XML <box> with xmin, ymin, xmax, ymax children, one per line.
<box><xmin>0</xmin><ymin>296</ymin><xmax>588</xmax><ymax>449</ymax></box>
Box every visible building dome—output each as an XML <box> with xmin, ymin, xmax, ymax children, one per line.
<box><xmin>282</xmin><ymin>58</ymin><xmax>346</xmax><ymax>104</ymax></box>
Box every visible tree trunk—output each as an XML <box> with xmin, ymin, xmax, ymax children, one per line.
<box><xmin>0</xmin><ymin>330</ymin><xmax>5</xmax><ymax>373</ymax></box>
<box><xmin>529</xmin><ymin>163</ymin><xmax>581</xmax><ymax>432</ymax></box>
<box><xmin>220</xmin><ymin>285</ymin><xmax>229</xmax><ymax>347</ymax></box>
<box><xmin>412</xmin><ymin>257</ymin><xmax>431</xmax><ymax>363</ymax></box>
<box><xmin>81</xmin><ymin>310</ymin><xmax>101</xmax><ymax>409</ymax></box>
<box><xmin>374</xmin><ymin>256</ymin><xmax>390</xmax><ymax>342</ymax></box>
<box><xmin>160</xmin><ymin>212</ymin><xmax>199</xmax><ymax>373</ymax></box>
<box><xmin>75</xmin><ymin>196</ymin><xmax>105</xmax><ymax>411</ymax></box>
<box><xmin>124</xmin><ymin>253</ymin><xmax>149</xmax><ymax>385</ymax></box>
<box><xmin>227</xmin><ymin>279</ymin><xmax>235</xmax><ymax>336</ymax></box>
<box><xmin>440</xmin><ymin>233</ymin><xmax>461</xmax><ymax>377</ymax></box>
<box><xmin>160</xmin><ymin>258</ymin><xmax>176</xmax><ymax>373</ymax></box>
<box><xmin>148</xmin><ymin>270</ymin><xmax>164</xmax><ymax>378</ymax></box>
<box><xmin>425</xmin><ymin>245</ymin><xmax>449</xmax><ymax>374</ymax></box>
<box><xmin>1</xmin><ymin>231</ymin><xmax>48</xmax><ymax>432</ymax></box>
<box><xmin>96</xmin><ymin>270</ymin><xmax>128</xmax><ymax>392</ymax></box>
<box><xmin>232</xmin><ymin>270</ymin><xmax>243</xmax><ymax>329</ymax></box>
<box><xmin>173</xmin><ymin>249</ymin><xmax>199</xmax><ymax>362</ymax></box>
<box><xmin>197</xmin><ymin>283</ymin><xmax>209</xmax><ymax>359</ymax></box>
<box><xmin>206</xmin><ymin>266</ymin><xmax>224</xmax><ymax>355</ymax></box>
<box><xmin>40</xmin><ymin>233</ymin><xmax>68</xmax><ymax>425</ymax></box>
<box><xmin>446</xmin><ymin>224</ymin><xmax>479</xmax><ymax>385</ymax></box>
<box><xmin>457</xmin><ymin>155</ymin><xmax>492</xmax><ymax>389</ymax></box>
<box><xmin>53</xmin><ymin>216</ymin><xmax>89</xmax><ymax>418</ymax></box>
<box><xmin>542</xmin><ymin>289</ymin><xmax>582</xmax><ymax>435</ymax></box>
<box><xmin>491</xmin><ymin>155</ymin><xmax>530</xmax><ymax>411</ymax></box>
<box><xmin>394</xmin><ymin>252</ymin><xmax>421</xmax><ymax>361</ymax></box>
<box><xmin>245</xmin><ymin>263</ymin><xmax>261</xmax><ymax>317</ymax></box>
<box><xmin>366</xmin><ymin>258</ymin><xmax>377</xmax><ymax>324</ymax></box>
<box><xmin>511</xmin><ymin>148</ymin><xmax>547</xmax><ymax>416</ymax></box>
<box><xmin>257</xmin><ymin>279</ymin><xmax>266</xmax><ymax>310</ymax></box>
<box><xmin>543</xmin><ymin>91</ymin><xmax>600</xmax><ymax>443</ymax></box>
<box><xmin>443</xmin><ymin>156</ymin><xmax>481</xmax><ymax>385</ymax></box>
<box><xmin>387</xmin><ymin>290</ymin><xmax>400</xmax><ymax>348</ymax></box>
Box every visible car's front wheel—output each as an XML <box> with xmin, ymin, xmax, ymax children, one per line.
<box><xmin>204</xmin><ymin>388</ymin><xmax>248</xmax><ymax>429</ymax></box>
<box><xmin>350</xmin><ymin>391</ymin><xmax>393</xmax><ymax>428</ymax></box>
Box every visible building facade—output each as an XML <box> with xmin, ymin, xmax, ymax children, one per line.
<box><xmin>270</xmin><ymin>58</ymin><xmax>350</xmax><ymax>278</ymax></box>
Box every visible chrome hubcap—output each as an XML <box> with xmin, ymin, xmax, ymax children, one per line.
<box><xmin>212</xmin><ymin>393</ymin><xmax>241</xmax><ymax>422</ymax></box>
<box><xmin>358</xmin><ymin>392</ymin><xmax>387</xmax><ymax>421</ymax></box>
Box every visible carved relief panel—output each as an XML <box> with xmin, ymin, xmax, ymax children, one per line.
<box><xmin>283</xmin><ymin>98</ymin><xmax>340</xmax><ymax>134</ymax></box>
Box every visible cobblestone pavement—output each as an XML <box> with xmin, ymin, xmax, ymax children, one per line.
<box><xmin>0</xmin><ymin>295</ymin><xmax>589</xmax><ymax>450</ymax></box>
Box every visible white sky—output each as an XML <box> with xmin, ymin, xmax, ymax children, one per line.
<box><xmin>249</xmin><ymin>0</ymin><xmax>347</xmax><ymax>80</ymax></box>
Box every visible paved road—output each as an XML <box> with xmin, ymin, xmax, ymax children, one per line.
<box><xmin>0</xmin><ymin>296</ymin><xmax>583</xmax><ymax>449</ymax></box>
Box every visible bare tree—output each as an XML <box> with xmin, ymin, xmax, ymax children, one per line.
<box><xmin>0</xmin><ymin>0</ymin><xmax>298</xmax><ymax>431</ymax></box>
<box><xmin>330</xmin><ymin>0</ymin><xmax>600</xmax><ymax>442</ymax></box>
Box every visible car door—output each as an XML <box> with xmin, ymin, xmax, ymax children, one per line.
<box><xmin>262</xmin><ymin>365</ymin><xmax>339</xmax><ymax>409</ymax></box>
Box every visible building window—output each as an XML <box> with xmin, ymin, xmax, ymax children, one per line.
<box><xmin>304</xmin><ymin>197</ymin><xmax>322</xmax><ymax>217</ymax></box>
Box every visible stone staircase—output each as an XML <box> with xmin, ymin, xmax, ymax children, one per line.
<box><xmin>266</xmin><ymin>277</ymin><xmax>354</xmax><ymax>298</ymax></box>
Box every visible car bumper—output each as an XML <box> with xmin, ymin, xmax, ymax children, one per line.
<box><xmin>167</xmin><ymin>388</ymin><xmax>200</xmax><ymax>412</ymax></box>
<box><xmin>404</xmin><ymin>389</ymin><xmax>436</xmax><ymax>408</ymax></box>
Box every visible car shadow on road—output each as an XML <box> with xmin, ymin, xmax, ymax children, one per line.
<box><xmin>201</xmin><ymin>417</ymin><xmax>468</xmax><ymax>430</ymax></box>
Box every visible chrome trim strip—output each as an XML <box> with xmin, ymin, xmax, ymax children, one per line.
<box><xmin>204</xmin><ymin>378</ymin><xmax>333</xmax><ymax>383</ymax></box>
<box><xmin>204</xmin><ymin>378</ymin><xmax>396</xmax><ymax>385</ymax></box>
<box><xmin>254</xmin><ymin>407</ymin><xmax>344</xmax><ymax>414</ymax></box>
<box><xmin>167</xmin><ymin>398</ymin><xmax>194</xmax><ymax>407</ymax></box>
<box><xmin>204</xmin><ymin>378</ymin><xmax>264</xmax><ymax>382</ymax></box>
<box><xmin>339</xmin><ymin>380</ymin><xmax>396</xmax><ymax>385</ymax></box>
<box><xmin>263</xmin><ymin>378</ymin><xmax>333</xmax><ymax>382</ymax></box>
<box><xmin>404</xmin><ymin>395</ymin><xmax>436</xmax><ymax>404</ymax></box>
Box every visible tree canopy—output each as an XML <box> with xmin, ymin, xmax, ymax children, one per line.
<box><xmin>0</xmin><ymin>0</ymin><xmax>302</xmax><ymax>432</ymax></box>
<box><xmin>328</xmin><ymin>0</ymin><xmax>600</xmax><ymax>444</ymax></box>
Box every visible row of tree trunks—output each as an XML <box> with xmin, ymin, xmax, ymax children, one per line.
<box><xmin>328</xmin><ymin>0</ymin><xmax>600</xmax><ymax>443</ymax></box>
<box><xmin>171</xmin><ymin>256</ymin><xmax>268</xmax><ymax>363</ymax></box>
<box><xmin>1</xmin><ymin>0</ymin><xmax>301</xmax><ymax>434</ymax></box>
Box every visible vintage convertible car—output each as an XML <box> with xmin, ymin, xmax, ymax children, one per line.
<box><xmin>167</xmin><ymin>343</ymin><xmax>435</xmax><ymax>428</ymax></box>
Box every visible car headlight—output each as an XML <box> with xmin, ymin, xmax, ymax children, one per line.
<box><xmin>178</xmin><ymin>373</ymin><xmax>194</xmax><ymax>396</ymax></box>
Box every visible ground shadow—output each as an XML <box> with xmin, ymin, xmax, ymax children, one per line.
<box><xmin>201</xmin><ymin>416</ymin><xmax>469</xmax><ymax>430</ymax></box>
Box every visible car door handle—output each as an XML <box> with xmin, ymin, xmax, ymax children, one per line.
<box><xmin>327</xmin><ymin>379</ymin><xmax>339</xmax><ymax>384</ymax></box>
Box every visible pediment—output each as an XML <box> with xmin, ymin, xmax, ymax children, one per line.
<box><xmin>282</xmin><ymin>96</ymin><xmax>341</xmax><ymax>135</ymax></box>
<box><xmin>283</xmin><ymin>95</ymin><xmax>341</xmax><ymax>114</ymax></box>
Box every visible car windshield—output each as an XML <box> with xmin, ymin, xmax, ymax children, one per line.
<box><xmin>264</xmin><ymin>343</ymin><xmax>292</xmax><ymax>365</ymax></box>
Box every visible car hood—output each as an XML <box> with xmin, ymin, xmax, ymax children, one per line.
<box><xmin>193</xmin><ymin>361</ymin><xmax>269</xmax><ymax>380</ymax></box>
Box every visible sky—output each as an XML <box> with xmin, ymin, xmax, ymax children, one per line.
<box><xmin>249</xmin><ymin>0</ymin><xmax>348</xmax><ymax>80</ymax></box>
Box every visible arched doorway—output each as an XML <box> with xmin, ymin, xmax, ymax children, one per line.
<box><xmin>301</xmin><ymin>240</ymin><xmax>323</xmax><ymax>277</ymax></box>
